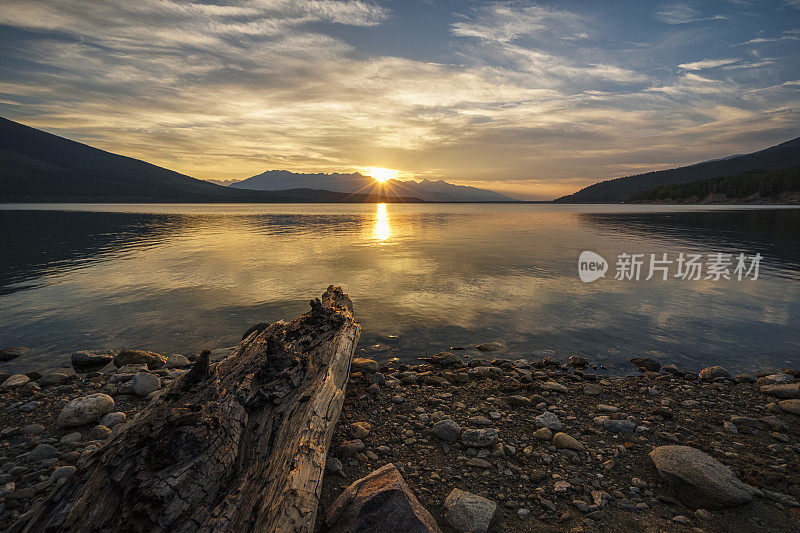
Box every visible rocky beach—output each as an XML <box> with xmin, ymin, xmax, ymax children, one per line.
<box><xmin>1</xmin><ymin>341</ymin><xmax>799</xmax><ymax>532</ymax></box>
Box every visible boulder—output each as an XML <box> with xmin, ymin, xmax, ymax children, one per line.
<box><xmin>113</xmin><ymin>349</ymin><xmax>166</xmax><ymax>370</ymax></box>
<box><xmin>1</xmin><ymin>374</ymin><xmax>30</xmax><ymax>388</ymax></box>
<box><xmin>352</xmin><ymin>358</ymin><xmax>379</xmax><ymax>373</ymax></box>
<box><xmin>433</xmin><ymin>420</ymin><xmax>461</xmax><ymax>443</ymax></box>
<box><xmin>444</xmin><ymin>488</ymin><xmax>496</xmax><ymax>533</ymax></box>
<box><xmin>71</xmin><ymin>350</ymin><xmax>114</xmax><ymax>372</ymax></box>
<box><xmin>57</xmin><ymin>393</ymin><xmax>115</xmax><ymax>427</ymax></box>
<box><xmin>326</xmin><ymin>464</ymin><xmax>441</xmax><ymax>533</ymax></box>
<box><xmin>0</xmin><ymin>346</ymin><xmax>29</xmax><ymax>361</ymax></box>
<box><xmin>698</xmin><ymin>366</ymin><xmax>731</xmax><ymax>381</ymax></box>
<box><xmin>649</xmin><ymin>445</ymin><xmax>755</xmax><ymax>509</ymax></box>
<box><xmin>132</xmin><ymin>372</ymin><xmax>161</xmax><ymax>397</ymax></box>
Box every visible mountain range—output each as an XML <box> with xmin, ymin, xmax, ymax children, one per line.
<box><xmin>556</xmin><ymin>136</ymin><xmax>800</xmax><ymax>203</ymax></box>
<box><xmin>0</xmin><ymin>117</ymin><xmax>426</xmax><ymax>203</ymax></box>
<box><xmin>227</xmin><ymin>170</ymin><xmax>515</xmax><ymax>202</ymax></box>
<box><xmin>0</xmin><ymin>117</ymin><xmax>512</xmax><ymax>203</ymax></box>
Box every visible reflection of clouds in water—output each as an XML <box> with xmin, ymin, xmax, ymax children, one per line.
<box><xmin>0</xmin><ymin>204</ymin><xmax>798</xmax><ymax>373</ymax></box>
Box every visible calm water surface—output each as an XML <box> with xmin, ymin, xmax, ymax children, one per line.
<box><xmin>1</xmin><ymin>203</ymin><xmax>799</xmax><ymax>374</ymax></box>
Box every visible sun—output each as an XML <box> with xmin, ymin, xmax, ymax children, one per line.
<box><xmin>365</xmin><ymin>167</ymin><xmax>398</xmax><ymax>183</ymax></box>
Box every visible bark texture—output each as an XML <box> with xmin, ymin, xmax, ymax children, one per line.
<box><xmin>21</xmin><ymin>285</ymin><xmax>360</xmax><ymax>533</ymax></box>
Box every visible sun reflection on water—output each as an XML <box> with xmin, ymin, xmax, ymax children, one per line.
<box><xmin>373</xmin><ymin>203</ymin><xmax>391</xmax><ymax>242</ymax></box>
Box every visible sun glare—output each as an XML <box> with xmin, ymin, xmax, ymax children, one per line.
<box><xmin>366</xmin><ymin>167</ymin><xmax>398</xmax><ymax>182</ymax></box>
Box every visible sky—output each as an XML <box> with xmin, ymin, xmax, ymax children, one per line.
<box><xmin>1</xmin><ymin>1</ymin><xmax>799</xmax><ymax>200</ymax></box>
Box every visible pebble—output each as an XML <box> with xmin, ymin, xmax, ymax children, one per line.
<box><xmin>60</xmin><ymin>432</ymin><xmax>82</xmax><ymax>444</ymax></box>
<box><xmin>1</xmin><ymin>374</ymin><xmax>30</xmax><ymax>389</ymax></box>
<box><xmin>348</xmin><ymin>422</ymin><xmax>371</xmax><ymax>439</ymax></box>
<box><xmin>433</xmin><ymin>420</ymin><xmax>461</xmax><ymax>443</ymax></box>
<box><xmin>444</xmin><ymin>488</ymin><xmax>497</xmax><ymax>533</ymax></box>
<box><xmin>552</xmin><ymin>432</ymin><xmax>585</xmax><ymax>451</ymax></box>
<box><xmin>50</xmin><ymin>466</ymin><xmax>76</xmax><ymax>482</ymax></box>
<box><xmin>461</xmin><ymin>429</ymin><xmax>499</xmax><ymax>448</ymax></box>
<box><xmin>535</xmin><ymin>411</ymin><xmax>562</xmax><ymax>431</ymax></box>
<box><xmin>100</xmin><ymin>412</ymin><xmax>127</xmax><ymax>427</ymax></box>
<box><xmin>26</xmin><ymin>444</ymin><xmax>59</xmax><ymax>462</ymax></box>
<box><xmin>583</xmin><ymin>384</ymin><xmax>602</xmax><ymax>395</ymax></box>
<box><xmin>58</xmin><ymin>393</ymin><xmax>115</xmax><ymax>427</ymax></box>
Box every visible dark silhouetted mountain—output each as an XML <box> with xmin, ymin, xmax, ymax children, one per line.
<box><xmin>628</xmin><ymin>167</ymin><xmax>800</xmax><ymax>203</ymax></box>
<box><xmin>555</xmin><ymin>136</ymin><xmax>800</xmax><ymax>203</ymax></box>
<box><xmin>229</xmin><ymin>170</ymin><xmax>517</xmax><ymax>201</ymax></box>
<box><xmin>0</xmin><ymin>118</ymin><xmax>420</xmax><ymax>203</ymax></box>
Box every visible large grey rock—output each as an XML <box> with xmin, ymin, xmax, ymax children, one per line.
<box><xmin>1</xmin><ymin>374</ymin><xmax>30</xmax><ymax>388</ymax></box>
<box><xmin>132</xmin><ymin>372</ymin><xmax>160</xmax><ymax>396</ymax></box>
<box><xmin>761</xmin><ymin>383</ymin><xmax>800</xmax><ymax>398</ymax></box>
<box><xmin>699</xmin><ymin>366</ymin><xmax>731</xmax><ymax>381</ymax></box>
<box><xmin>71</xmin><ymin>350</ymin><xmax>114</xmax><ymax>372</ymax></box>
<box><xmin>58</xmin><ymin>393</ymin><xmax>115</xmax><ymax>427</ymax></box>
<box><xmin>649</xmin><ymin>445</ymin><xmax>755</xmax><ymax>510</ymax></box>
<box><xmin>326</xmin><ymin>464</ymin><xmax>441</xmax><ymax>533</ymax></box>
<box><xmin>0</xmin><ymin>346</ymin><xmax>29</xmax><ymax>361</ymax></box>
<box><xmin>433</xmin><ymin>420</ymin><xmax>461</xmax><ymax>443</ymax></box>
<box><xmin>113</xmin><ymin>349</ymin><xmax>166</xmax><ymax>370</ymax></box>
<box><xmin>461</xmin><ymin>429</ymin><xmax>498</xmax><ymax>448</ymax></box>
<box><xmin>444</xmin><ymin>488</ymin><xmax>496</xmax><ymax>533</ymax></box>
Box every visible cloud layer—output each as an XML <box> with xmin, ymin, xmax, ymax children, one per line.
<box><xmin>1</xmin><ymin>0</ymin><xmax>799</xmax><ymax>199</ymax></box>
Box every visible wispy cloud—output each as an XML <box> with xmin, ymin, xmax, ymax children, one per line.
<box><xmin>654</xmin><ymin>3</ymin><xmax>725</xmax><ymax>24</ymax></box>
<box><xmin>678</xmin><ymin>58</ymin><xmax>740</xmax><ymax>70</ymax></box>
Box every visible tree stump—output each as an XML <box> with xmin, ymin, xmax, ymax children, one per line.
<box><xmin>20</xmin><ymin>285</ymin><xmax>360</xmax><ymax>532</ymax></box>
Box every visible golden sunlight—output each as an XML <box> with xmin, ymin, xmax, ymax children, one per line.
<box><xmin>365</xmin><ymin>167</ymin><xmax>398</xmax><ymax>183</ymax></box>
<box><xmin>373</xmin><ymin>203</ymin><xmax>391</xmax><ymax>241</ymax></box>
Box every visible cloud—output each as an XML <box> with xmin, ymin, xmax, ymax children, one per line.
<box><xmin>0</xmin><ymin>0</ymin><xmax>798</xmax><ymax>200</ymax></box>
<box><xmin>654</xmin><ymin>3</ymin><xmax>725</xmax><ymax>24</ymax></box>
<box><xmin>678</xmin><ymin>58</ymin><xmax>740</xmax><ymax>70</ymax></box>
<box><xmin>451</xmin><ymin>4</ymin><xmax>583</xmax><ymax>44</ymax></box>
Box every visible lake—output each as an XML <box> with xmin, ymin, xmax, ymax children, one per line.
<box><xmin>1</xmin><ymin>203</ymin><xmax>799</xmax><ymax>375</ymax></box>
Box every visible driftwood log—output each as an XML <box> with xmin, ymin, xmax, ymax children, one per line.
<box><xmin>21</xmin><ymin>285</ymin><xmax>360</xmax><ymax>532</ymax></box>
